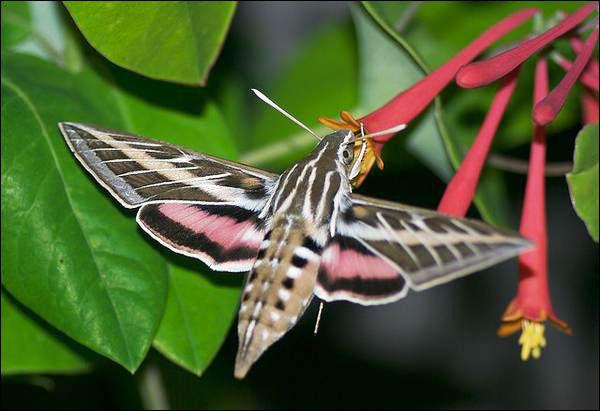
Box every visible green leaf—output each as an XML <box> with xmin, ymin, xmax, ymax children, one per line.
<box><xmin>1</xmin><ymin>289</ymin><xmax>96</xmax><ymax>375</ymax></box>
<box><xmin>567</xmin><ymin>124</ymin><xmax>599</xmax><ymax>242</ymax></box>
<box><xmin>102</xmin><ymin>62</ymin><xmax>238</xmax><ymax>160</ymax></box>
<box><xmin>1</xmin><ymin>1</ymin><xmax>32</xmax><ymax>50</ymax></box>
<box><xmin>64</xmin><ymin>1</ymin><xmax>236</xmax><ymax>86</ymax></box>
<box><xmin>5</xmin><ymin>2</ymin><xmax>74</xmax><ymax>66</ymax></box>
<box><xmin>153</xmin><ymin>257</ymin><xmax>241</xmax><ymax>376</ymax></box>
<box><xmin>1</xmin><ymin>52</ymin><xmax>169</xmax><ymax>372</ymax></box>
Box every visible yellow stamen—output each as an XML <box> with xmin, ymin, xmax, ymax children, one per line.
<box><xmin>518</xmin><ymin>320</ymin><xmax>547</xmax><ymax>361</ymax></box>
<box><xmin>352</xmin><ymin>139</ymin><xmax>384</xmax><ymax>187</ymax></box>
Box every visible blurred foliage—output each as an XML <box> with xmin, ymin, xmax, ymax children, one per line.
<box><xmin>1</xmin><ymin>1</ymin><xmax>597</xmax><ymax>409</ymax></box>
<box><xmin>567</xmin><ymin>124</ymin><xmax>599</xmax><ymax>242</ymax></box>
<box><xmin>1</xmin><ymin>1</ymin><xmax>32</xmax><ymax>49</ymax></box>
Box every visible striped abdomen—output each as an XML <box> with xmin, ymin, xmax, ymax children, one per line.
<box><xmin>234</xmin><ymin>217</ymin><xmax>322</xmax><ymax>378</ymax></box>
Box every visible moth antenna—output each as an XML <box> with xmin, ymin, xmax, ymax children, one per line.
<box><xmin>251</xmin><ymin>88</ymin><xmax>321</xmax><ymax>141</ymax></box>
<box><xmin>313</xmin><ymin>301</ymin><xmax>325</xmax><ymax>335</ymax></box>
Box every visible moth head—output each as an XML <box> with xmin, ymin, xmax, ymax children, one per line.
<box><xmin>320</xmin><ymin>129</ymin><xmax>370</xmax><ymax>181</ymax></box>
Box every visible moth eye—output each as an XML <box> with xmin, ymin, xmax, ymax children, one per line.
<box><xmin>342</xmin><ymin>148</ymin><xmax>353</xmax><ymax>164</ymax></box>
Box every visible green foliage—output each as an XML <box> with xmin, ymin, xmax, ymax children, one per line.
<box><xmin>248</xmin><ymin>23</ymin><xmax>358</xmax><ymax>169</ymax></box>
<box><xmin>1</xmin><ymin>52</ymin><xmax>169</xmax><ymax>372</ymax></box>
<box><xmin>2</xmin><ymin>1</ymin><xmax>239</xmax><ymax>378</ymax></box>
<box><xmin>154</xmin><ymin>257</ymin><xmax>241</xmax><ymax>376</ymax></box>
<box><xmin>64</xmin><ymin>1</ymin><xmax>236</xmax><ymax>85</ymax></box>
<box><xmin>1</xmin><ymin>1</ymin><xmax>31</xmax><ymax>49</ymax></box>
<box><xmin>357</xmin><ymin>3</ymin><xmax>453</xmax><ymax>179</ymax></box>
<box><xmin>1</xmin><ymin>290</ymin><xmax>95</xmax><ymax>375</ymax></box>
<box><xmin>567</xmin><ymin>124</ymin><xmax>599</xmax><ymax>242</ymax></box>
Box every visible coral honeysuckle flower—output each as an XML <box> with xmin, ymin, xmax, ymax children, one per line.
<box><xmin>357</xmin><ymin>8</ymin><xmax>540</xmax><ymax>144</ymax></box>
<box><xmin>437</xmin><ymin>68</ymin><xmax>520</xmax><ymax>217</ymax></box>
<box><xmin>497</xmin><ymin>58</ymin><xmax>571</xmax><ymax>361</ymax></box>
<box><xmin>570</xmin><ymin>33</ymin><xmax>600</xmax><ymax>124</ymax></box>
<box><xmin>534</xmin><ymin>28</ymin><xmax>599</xmax><ymax>126</ymax></box>
<box><xmin>582</xmin><ymin>89</ymin><xmax>600</xmax><ymax>123</ymax></box>
<box><xmin>319</xmin><ymin>5</ymin><xmax>592</xmax><ymax>359</ymax></box>
<box><xmin>552</xmin><ymin>52</ymin><xmax>599</xmax><ymax>92</ymax></box>
<box><xmin>319</xmin><ymin>8</ymin><xmax>540</xmax><ymax>186</ymax></box>
<box><xmin>570</xmin><ymin>34</ymin><xmax>600</xmax><ymax>75</ymax></box>
<box><xmin>456</xmin><ymin>3</ymin><xmax>597</xmax><ymax>89</ymax></box>
<box><xmin>454</xmin><ymin>2</ymin><xmax>598</xmax><ymax>126</ymax></box>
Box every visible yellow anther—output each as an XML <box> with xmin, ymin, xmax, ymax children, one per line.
<box><xmin>518</xmin><ymin>320</ymin><xmax>547</xmax><ymax>361</ymax></box>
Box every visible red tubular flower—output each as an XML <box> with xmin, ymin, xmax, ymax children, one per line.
<box><xmin>437</xmin><ymin>68</ymin><xmax>520</xmax><ymax>217</ymax></box>
<box><xmin>552</xmin><ymin>54</ymin><xmax>599</xmax><ymax>92</ymax></box>
<box><xmin>357</xmin><ymin>8</ymin><xmax>539</xmax><ymax>145</ymax></box>
<box><xmin>497</xmin><ymin>58</ymin><xmax>571</xmax><ymax>361</ymax></box>
<box><xmin>456</xmin><ymin>3</ymin><xmax>597</xmax><ymax>89</ymax></box>
<box><xmin>317</xmin><ymin>5</ymin><xmax>590</xmax><ymax>361</ymax></box>
<box><xmin>570</xmin><ymin>34</ymin><xmax>599</xmax><ymax>124</ymax></box>
<box><xmin>582</xmin><ymin>89</ymin><xmax>600</xmax><ymax>123</ymax></box>
<box><xmin>320</xmin><ymin>9</ymin><xmax>538</xmax><ymax>187</ymax></box>
<box><xmin>570</xmin><ymin>35</ymin><xmax>600</xmax><ymax>75</ymax></box>
<box><xmin>534</xmin><ymin>28</ymin><xmax>599</xmax><ymax>126</ymax></box>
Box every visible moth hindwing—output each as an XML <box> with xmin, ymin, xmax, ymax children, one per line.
<box><xmin>59</xmin><ymin>122</ymin><xmax>531</xmax><ymax>378</ymax></box>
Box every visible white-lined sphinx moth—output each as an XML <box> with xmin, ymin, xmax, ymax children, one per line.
<box><xmin>59</xmin><ymin>119</ymin><xmax>530</xmax><ymax>379</ymax></box>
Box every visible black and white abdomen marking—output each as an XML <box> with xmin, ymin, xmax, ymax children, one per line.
<box><xmin>235</xmin><ymin>219</ymin><xmax>325</xmax><ymax>378</ymax></box>
<box><xmin>234</xmin><ymin>131</ymin><xmax>356</xmax><ymax>378</ymax></box>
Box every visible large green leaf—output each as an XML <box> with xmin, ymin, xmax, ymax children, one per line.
<box><xmin>1</xmin><ymin>289</ymin><xmax>95</xmax><ymax>375</ymax></box>
<box><xmin>2</xmin><ymin>50</ymin><xmax>242</xmax><ymax>377</ymax></box>
<box><xmin>64</xmin><ymin>1</ymin><xmax>236</xmax><ymax>86</ymax></box>
<box><xmin>1</xmin><ymin>52</ymin><xmax>169</xmax><ymax>372</ymax></box>
<box><xmin>102</xmin><ymin>62</ymin><xmax>238</xmax><ymax>160</ymax></box>
<box><xmin>154</xmin><ymin>257</ymin><xmax>241</xmax><ymax>376</ymax></box>
<box><xmin>567</xmin><ymin>124</ymin><xmax>599</xmax><ymax>242</ymax></box>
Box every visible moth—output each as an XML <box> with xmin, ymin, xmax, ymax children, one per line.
<box><xmin>59</xmin><ymin>92</ymin><xmax>530</xmax><ymax>379</ymax></box>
